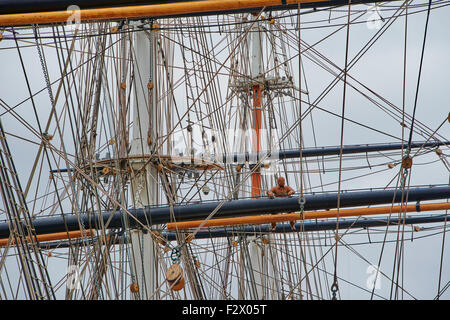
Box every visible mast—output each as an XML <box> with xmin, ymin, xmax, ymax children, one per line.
<box><xmin>251</xmin><ymin>19</ymin><xmax>263</xmax><ymax>199</ymax></box>
<box><xmin>248</xmin><ymin>18</ymin><xmax>265</xmax><ymax>299</ymax></box>
<box><xmin>128</xmin><ymin>21</ymin><xmax>159</xmax><ymax>299</ymax></box>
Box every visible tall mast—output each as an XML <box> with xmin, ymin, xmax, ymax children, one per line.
<box><xmin>128</xmin><ymin>22</ymin><xmax>159</xmax><ymax>299</ymax></box>
<box><xmin>247</xmin><ymin>18</ymin><xmax>269</xmax><ymax>299</ymax></box>
<box><xmin>251</xmin><ymin>19</ymin><xmax>263</xmax><ymax>199</ymax></box>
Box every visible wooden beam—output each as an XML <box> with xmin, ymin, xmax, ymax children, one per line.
<box><xmin>167</xmin><ymin>201</ymin><xmax>450</xmax><ymax>230</ymax></box>
<box><xmin>0</xmin><ymin>229</ymin><xmax>93</xmax><ymax>247</ymax></box>
<box><xmin>0</xmin><ymin>0</ymin><xmax>326</xmax><ymax>26</ymax></box>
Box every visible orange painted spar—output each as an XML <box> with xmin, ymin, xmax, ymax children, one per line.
<box><xmin>0</xmin><ymin>229</ymin><xmax>93</xmax><ymax>247</ymax></box>
<box><xmin>167</xmin><ymin>202</ymin><xmax>450</xmax><ymax>230</ymax></box>
<box><xmin>0</xmin><ymin>0</ymin><xmax>326</xmax><ymax>26</ymax></box>
<box><xmin>251</xmin><ymin>84</ymin><xmax>262</xmax><ymax>198</ymax></box>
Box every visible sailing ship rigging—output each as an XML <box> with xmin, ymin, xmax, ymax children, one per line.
<box><xmin>0</xmin><ymin>0</ymin><xmax>448</xmax><ymax>300</ymax></box>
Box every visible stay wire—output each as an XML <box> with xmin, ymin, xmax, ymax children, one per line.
<box><xmin>331</xmin><ymin>0</ymin><xmax>352</xmax><ymax>300</ymax></box>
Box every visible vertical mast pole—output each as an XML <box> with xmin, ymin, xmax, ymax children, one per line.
<box><xmin>128</xmin><ymin>22</ymin><xmax>159</xmax><ymax>300</ymax></box>
<box><xmin>248</xmin><ymin>19</ymin><xmax>264</xmax><ymax>299</ymax></box>
<box><xmin>251</xmin><ymin>21</ymin><xmax>263</xmax><ymax>199</ymax></box>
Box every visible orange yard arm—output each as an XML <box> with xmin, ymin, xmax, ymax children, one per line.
<box><xmin>0</xmin><ymin>229</ymin><xmax>93</xmax><ymax>247</ymax></box>
<box><xmin>167</xmin><ymin>201</ymin><xmax>450</xmax><ymax>230</ymax></box>
<box><xmin>0</xmin><ymin>0</ymin><xmax>327</xmax><ymax>26</ymax></box>
<box><xmin>1</xmin><ymin>202</ymin><xmax>447</xmax><ymax>242</ymax></box>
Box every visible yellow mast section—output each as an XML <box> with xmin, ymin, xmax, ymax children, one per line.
<box><xmin>0</xmin><ymin>0</ymin><xmax>329</xmax><ymax>26</ymax></box>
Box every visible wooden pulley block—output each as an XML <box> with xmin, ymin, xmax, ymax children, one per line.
<box><xmin>202</xmin><ymin>185</ymin><xmax>210</xmax><ymax>195</ymax></box>
<box><xmin>102</xmin><ymin>167</ymin><xmax>111</xmax><ymax>175</ymax></box>
<box><xmin>401</xmin><ymin>156</ymin><xmax>413</xmax><ymax>169</ymax></box>
<box><xmin>185</xmin><ymin>233</ymin><xmax>194</xmax><ymax>243</ymax></box>
<box><xmin>130</xmin><ymin>282</ymin><xmax>139</xmax><ymax>293</ymax></box>
<box><xmin>42</xmin><ymin>132</ymin><xmax>53</xmax><ymax>141</ymax></box>
<box><xmin>151</xmin><ymin>230</ymin><xmax>167</xmax><ymax>246</ymax></box>
<box><xmin>166</xmin><ymin>264</ymin><xmax>185</xmax><ymax>291</ymax></box>
<box><xmin>193</xmin><ymin>257</ymin><xmax>201</xmax><ymax>268</ymax></box>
